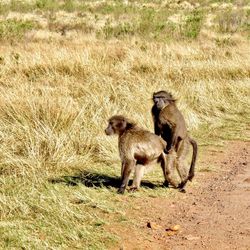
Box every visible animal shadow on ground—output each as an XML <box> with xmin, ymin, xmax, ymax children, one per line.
<box><xmin>49</xmin><ymin>171</ymin><xmax>161</xmax><ymax>189</ymax></box>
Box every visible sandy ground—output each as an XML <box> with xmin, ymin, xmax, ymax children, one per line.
<box><xmin>110</xmin><ymin>141</ymin><xmax>250</xmax><ymax>250</ymax></box>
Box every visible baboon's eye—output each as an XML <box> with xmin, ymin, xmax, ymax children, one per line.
<box><xmin>116</xmin><ymin>121</ymin><xmax>124</xmax><ymax>128</ymax></box>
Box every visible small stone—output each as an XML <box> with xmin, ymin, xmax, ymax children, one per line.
<box><xmin>165</xmin><ymin>224</ymin><xmax>181</xmax><ymax>236</ymax></box>
<box><xmin>166</xmin><ymin>231</ymin><xmax>178</xmax><ymax>236</ymax></box>
<box><xmin>184</xmin><ymin>235</ymin><xmax>200</xmax><ymax>241</ymax></box>
<box><xmin>171</xmin><ymin>225</ymin><xmax>181</xmax><ymax>231</ymax></box>
<box><xmin>134</xmin><ymin>206</ymin><xmax>141</xmax><ymax>210</ymax></box>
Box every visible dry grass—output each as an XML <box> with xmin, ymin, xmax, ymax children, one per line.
<box><xmin>0</xmin><ymin>0</ymin><xmax>250</xmax><ymax>249</ymax></box>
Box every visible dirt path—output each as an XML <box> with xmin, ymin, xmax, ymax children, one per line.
<box><xmin>111</xmin><ymin>141</ymin><xmax>250</xmax><ymax>250</ymax></box>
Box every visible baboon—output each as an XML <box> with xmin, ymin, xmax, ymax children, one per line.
<box><xmin>152</xmin><ymin>90</ymin><xmax>198</xmax><ymax>190</ymax></box>
<box><xmin>105</xmin><ymin>115</ymin><xmax>168</xmax><ymax>194</ymax></box>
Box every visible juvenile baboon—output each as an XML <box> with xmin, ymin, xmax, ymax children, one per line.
<box><xmin>105</xmin><ymin>115</ymin><xmax>168</xmax><ymax>194</ymax></box>
<box><xmin>152</xmin><ymin>91</ymin><xmax>198</xmax><ymax>190</ymax></box>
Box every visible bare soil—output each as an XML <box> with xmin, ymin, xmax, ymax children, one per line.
<box><xmin>110</xmin><ymin>141</ymin><xmax>250</xmax><ymax>250</ymax></box>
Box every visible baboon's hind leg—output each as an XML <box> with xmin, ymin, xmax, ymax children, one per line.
<box><xmin>176</xmin><ymin>139</ymin><xmax>189</xmax><ymax>190</ymax></box>
<box><xmin>130</xmin><ymin>165</ymin><xmax>145</xmax><ymax>192</ymax></box>
<box><xmin>164</xmin><ymin>150</ymin><xmax>179</xmax><ymax>188</ymax></box>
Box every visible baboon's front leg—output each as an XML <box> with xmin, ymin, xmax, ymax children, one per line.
<box><xmin>118</xmin><ymin>160</ymin><xmax>135</xmax><ymax>194</ymax></box>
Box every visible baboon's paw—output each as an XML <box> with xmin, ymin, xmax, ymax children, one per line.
<box><xmin>117</xmin><ymin>187</ymin><xmax>125</xmax><ymax>194</ymax></box>
<box><xmin>128</xmin><ymin>187</ymin><xmax>139</xmax><ymax>193</ymax></box>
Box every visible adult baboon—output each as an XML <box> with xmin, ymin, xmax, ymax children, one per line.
<box><xmin>105</xmin><ymin>115</ymin><xmax>168</xmax><ymax>194</ymax></box>
<box><xmin>152</xmin><ymin>91</ymin><xmax>198</xmax><ymax>190</ymax></box>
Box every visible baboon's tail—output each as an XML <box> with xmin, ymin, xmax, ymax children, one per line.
<box><xmin>188</xmin><ymin>137</ymin><xmax>198</xmax><ymax>181</ymax></box>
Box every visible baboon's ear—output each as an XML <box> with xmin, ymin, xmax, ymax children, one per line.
<box><xmin>126</xmin><ymin>121</ymin><xmax>136</xmax><ymax>129</ymax></box>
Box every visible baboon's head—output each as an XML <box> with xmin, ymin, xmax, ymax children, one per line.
<box><xmin>105</xmin><ymin>115</ymin><xmax>135</xmax><ymax>136</ymax></box>
<box><xmin>153</xmin><ymin>90</ymin><xmax>176</xmax><ymax>110</ymax></box>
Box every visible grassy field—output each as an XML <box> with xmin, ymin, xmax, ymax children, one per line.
<box><xmin>0</xmin><ymin>0</ymin><xmax>250</xmax><ymax>249</ymax></box>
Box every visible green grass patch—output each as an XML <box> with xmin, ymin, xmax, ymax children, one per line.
<box><xmin>0</xmin><ymin>176</ymin><xmax>118</xmax><ymax>249</ymax></box>
<box><xmin>182</xmin><ymin>10</ymin><xmax>204</xmax><ymax>39</ymax></box>
<box><xmin>0</xmin><ymin>0</ymin><xmax>88</xmax><ymax>13</ymax></box>
<box><xmin>35</xmin><ymin>0</ymin><xmax>59</xmax><ymax>11</ymax></box>
<box><xmin>0</xmin><ymin>164</ymin><xmax>175</xmax><ymax>249</ymax></box>
<box><xmin>100</xmin><ymin>8</ymin><xmax>205</xmax><ymax>41</ymax></box>
<box><xmin>0</xmin><ymin>0</ymin><xmax>34</xmax><ymax>14</ymax></box>
<box><xmin>0</xmin><ymin>19</ymin><xmax>36</xmax><ymax>41</ymax></box>
<box><xmin>102</xmin><ymin>21</ymin><xmax>136</xmax><ymax>39</ymax></box>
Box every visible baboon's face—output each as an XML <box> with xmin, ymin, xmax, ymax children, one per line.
<box><xmin>153</xmin><ymin>94</ymin><xmax>170</xmax><ymax>110</ymax></box>
<box><xmin>153</xmin><ymin>91</ymin><xmax>175</xmax><ymax>110</ymax></box>
<box><xmin>105</xmin><ymin>116</ymin><xmax>127</xmax><ymax>136</ymax></box>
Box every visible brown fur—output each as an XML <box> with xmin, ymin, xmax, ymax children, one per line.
<box><xmin>105</xmin><ymin>115</ymin><xmax>167</xmax><ymax>194</ymax></box>
<box><xmin>152</xmin><ymin>91</ymin><xmax>198</xmax><ymax>190</ymax></box>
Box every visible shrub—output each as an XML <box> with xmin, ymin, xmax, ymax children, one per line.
<box><xmin>102</xmin><ymin>21</ymin><xmax>136</xmax><ymax>39</ymax></box>
<box><xmin>35</xmin><ymin>0</ymin><xmax>59</xmax><ymax>11</ymax></box>
<box><xmin>217</xmin><ymin>9</ymin><xmax>247</xmax><ymax>33</ymax></box>
<box><xmin>182</xmin><ymin>10</ymin><xmax>204</xmax><ymax>39</ymax></box>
